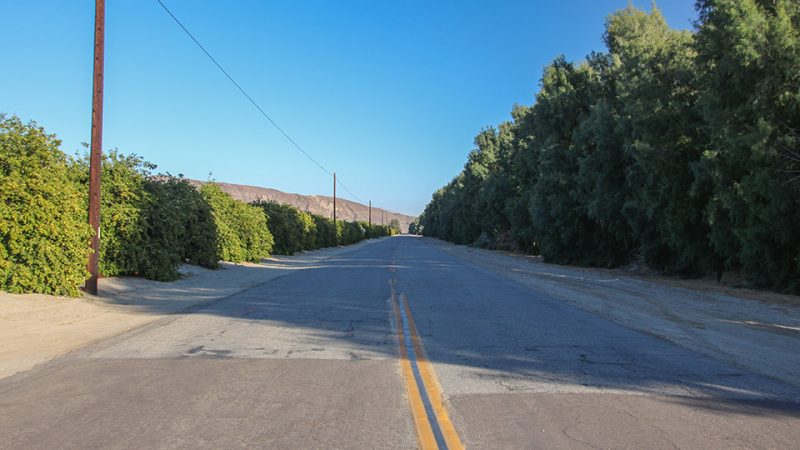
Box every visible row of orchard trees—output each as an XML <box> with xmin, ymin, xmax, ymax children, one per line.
<box><xmin>421</xmin><ymin>1</ymin><xmax>800</xmax><ymax>293</ymax></box>
<box><xmin>0</xmin><ymin>115</ymin><xmax>397</xmax><ymax>296</ymax></box>
<box><xmin>254</xmin><ymin>201</ymin><xmax>396</xmax><ymax>255</ymax></box>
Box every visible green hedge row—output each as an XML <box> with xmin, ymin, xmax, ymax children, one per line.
<box><xmin>71</xmin><ymin>151</ymin><xmax>225</xmax><ymax>282</ymax></box>
<box><xmin>201</xmin><ymin>184</ymin><xmax>273</xmax><ymax>264</ymax></box>
<box><xmin>254</xmin><ymin>201</ymin><xmax>397</xmax><ymax>255</ymax></box>
<box><xmin>0</xmin><ymin>115</ymin><xmax>91</xmax><ymax>296</ymax></box>
<box><xmin>0</xmin><ymin>114</ymin><xmax>394</xmax><ymax>296</ymax></box>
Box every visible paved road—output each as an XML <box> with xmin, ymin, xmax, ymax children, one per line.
<box><xmin>1</xmin><ymin>236</ymin><xmax>799</xmax><ymax>448</ymax></box>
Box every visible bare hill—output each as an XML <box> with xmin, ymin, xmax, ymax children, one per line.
<box><xmin>188</xmin><ymin>180</ymin><xmax>416</xmax><ymax>232</ymax></box>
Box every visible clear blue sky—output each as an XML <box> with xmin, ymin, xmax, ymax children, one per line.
<box><xmin>1</xmin><ymin>1</ymin><xmax>696</xmax><ymax>216</ymax></box>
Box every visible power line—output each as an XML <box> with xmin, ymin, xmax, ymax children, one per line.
<box><xmin>154</xmin><ymin>0</ymin><xmax>366</xmax><ymax>204</ymax></box>
<box><xmin>334</xmin><ymin>178</ymin><xmax>364</xmax><ymax>205</ymax></box>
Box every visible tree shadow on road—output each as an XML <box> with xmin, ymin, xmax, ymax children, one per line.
<box><xmin>90</xmin><ymin>236</ymin><xmax>800</xmax><ymax>418</ymax></box>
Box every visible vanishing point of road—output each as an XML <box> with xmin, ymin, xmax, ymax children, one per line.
<box><xmin>1</xmin><ymin>236</ymin><xmax>799</xmax><ymax>449</ymax></box>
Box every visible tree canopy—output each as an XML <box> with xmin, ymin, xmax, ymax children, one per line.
<box><xmin>420</xmin><ymin>2</ymin><xmax>800</xmax><ymax>293</ymax></box>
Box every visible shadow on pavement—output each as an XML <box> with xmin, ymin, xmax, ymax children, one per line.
<box><xmin>65</xmin><ymin>236</ymin><xmax>800</xmax><ymax>416</ymax></box>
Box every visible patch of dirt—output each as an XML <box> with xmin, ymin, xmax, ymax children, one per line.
<box><xmin>481</xmin><ymin>246</ymin><xmax>799</xmax><ymax>307</ymax></box>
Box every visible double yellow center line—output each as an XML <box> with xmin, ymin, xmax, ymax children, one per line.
<box><xmin>390</xmin><ymin>277</ymin><xmax>464</xmax><ymax>450</ymax></box>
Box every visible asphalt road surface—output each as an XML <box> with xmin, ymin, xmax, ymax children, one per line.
<box><xmin>1</xmin><ymin>236</ymin><xmax>799</xmax><ymax>449</ymax></box>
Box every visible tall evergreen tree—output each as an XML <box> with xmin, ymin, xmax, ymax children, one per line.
<box><xmin>609</xmin><ymin>6</ymin><xmax>714</xmax><ymax>274</ymax></box>
<box><xmin>529</xmin><ymin>57</ymin><xmax>608</xmax><ymax>265</ymax></box>
<box><xmin>696</xmin><ymin>0</ymin><xmax>800</xmax><ymax>290</ymax></box>
<box><xmin>420</xmin><ymin>2</ymin><xmax>799</xmax><ymax>292</ymax></box>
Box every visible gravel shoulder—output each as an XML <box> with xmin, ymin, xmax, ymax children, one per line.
<box><xmin>0</xmin><ymin>238</ymin><xmax>388</xmax><ymax>381</ymax></box>
<box><xmin>424</xmin><ymin>237</ymin><xmax>800</xmax><ymax>389</ymax></box>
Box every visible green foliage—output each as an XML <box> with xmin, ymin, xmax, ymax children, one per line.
<box><xmin>696</xmin><ymin>0</ymin><xmax>800</xmax><ymax>290</ymax></box>
<box><xmin>312</xmin><ymin>214</ymin><xmax>337</xmax><ymax>248</ymax></box>
<box><xmin>168</xmin><ymin>180</ymin><xmax>219</xmax><ymax>269</ymax></box>
<box><xmin>140</xmin><ymin>177</ymin><xmax>219</xmax><ymax>278</ymax></box>
<box><xmin>254</xmin><ymin>201</ymin><xmax>318</xmax><ymax>255</ymax></box>
<box><xmin>0</xmin><ymin>115</ymin><xmax>91</xmax><ymax>296</ymax></box>
<box><xmin>528</xmin><ymin>57</ymin><xmax>614</xmax><ymax>266</ymax></box>
<box><xmin>363</xmin><ymin>222</ymin><xmax>397</xmax><ymax>238</ymax></box>
<box><xmin>200</xmin><ymin>184</ymin><xmax>273</xmax><ymax>263</ymax></box>
<box><xmin>604</xmin><ymin>6</ymin><xmax>714</xmax><ymax>273</ymax></box>
<box><xmin>408</xmin><ymin>218</ymin><xmax>421</xmax><ymax>235</ymax></box>
<box><xmin>340</xmin><ymin>221</ymin><xmax>366</xmax><ymax>245</ymax></box>
<box><xmin>255</xmin><ymin>201</ymin><xmax>301</xmax><ymax>255</ymax></box>
<box><xmin>75</xmin><ymin>151</ymin><xmax>151</xmax><ymax>278</ymax></box>
<box><xmin>1</xmin><ymin>115</ymin><xmax>391</xmax><ymax>295</ymax></box>
<box><xmin>421</xmin><ymin>1</ymin><xmax>800</xmax><ymax>292</ymax></box>
<box><xmin>388</xmin><ymin>219</ymin><xmax>402</xmax><ymax>235</ymax></box>
<box><xmin>255</xmin><ymin>201</ymin><xmax>393</xmax><ymax>253</ymax></box>
<box><xmin>297</xmin><ymin>210</ymin><xmax>318</xmax><ymax>250</ymax></box>
<box><xmin>0</xmin><ymin>117</ymin><xmax>223</xmax><ymax>294</ymax></box>
<box><xmin>72</xmin><ymin>152</ymin><xmax>221</xmax><ymax>281</ymax></box>
<box><xmin>334</xmin><ymin>220</ymin><xmax>345</xmax><ymax>245</ymax></box>
<box><xmin>71</xmin><ymin>153</ymin><xmax>221</xmax><ymax>281</ymax></box>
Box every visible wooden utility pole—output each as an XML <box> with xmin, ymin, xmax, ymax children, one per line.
<box><xmin>333</xmin><ymin>172</ymin><xmax>337</xmax><ymax>244</ymax></box>
<box><xmin>368</xmin><ymin>201</ymin><xmax>371</xmax><ymax>226</ymax></box>
<box><xmin>333</xmin><ymin>172</ymin><xmax>337</xmax><ymax>223</ymax></box>
<box><xmin>86</xmin><ymin>0</ymin><xmax>105</xmax><ymax>295</ymax></box>
<box><xmin>381</xmin><ymin>210</ymin><xmax>384</xmax><ymax>226</ymax></box>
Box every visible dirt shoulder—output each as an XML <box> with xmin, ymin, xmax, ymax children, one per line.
<box><xmin>423</xmin><ymin>237</ymin><xmax>800</xmax><ymax>389</ymax></box>
<box><xmin>0</xmin><ymin>238</ymin><xmax>388</xmax><ymax>381</ymax></box>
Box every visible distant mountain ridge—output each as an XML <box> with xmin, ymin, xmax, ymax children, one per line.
<box><xmin>187</xmin><ymin>179</ymin><xmax>415</xmax><ymax>232</ymax></box>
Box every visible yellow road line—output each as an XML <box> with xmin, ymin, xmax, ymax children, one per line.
<box><xmin>401</xmin><ymin>293</ymin><xmax>465</xmax><ymax>450</ymax></box>
<box><xmin>390</xmin><ymin>277</ymin><xmax>466</xmax><ymax>450</ymax></box>
<box><xmin>391</xmin><ymin>281</ymin><xmax>438</xmax><ymax>449</ymax></box>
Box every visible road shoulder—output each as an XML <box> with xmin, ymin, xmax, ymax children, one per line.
<box><xmin>421</xmin><ymin>237</ymin><xmax>800</xmax><ymax>389</ymax></box>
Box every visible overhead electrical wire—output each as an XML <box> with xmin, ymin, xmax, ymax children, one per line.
<box><xmin>154</xmin><ymin>0</ymin><xmax>367</xmax><ymax>205</ymax></box>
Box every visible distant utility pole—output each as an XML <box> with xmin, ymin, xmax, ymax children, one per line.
<box><xmin>382</xmin><ymin>210</ymin><xmax>384</xmax><ymax>226</ymax></box>
<box><xmin>86</xmin><ymin>0</ymin><xmax>105</xmax><ymax>295</ymax></box>
<box><xmin>368</xmin><ymin>201</ymin><xmax>372</xmax><ymax>226</ymax></box>
<box><xmin>333</xmin><ymin>172</ymin><xmax>337</xmax><ymax>244</ymax></box>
